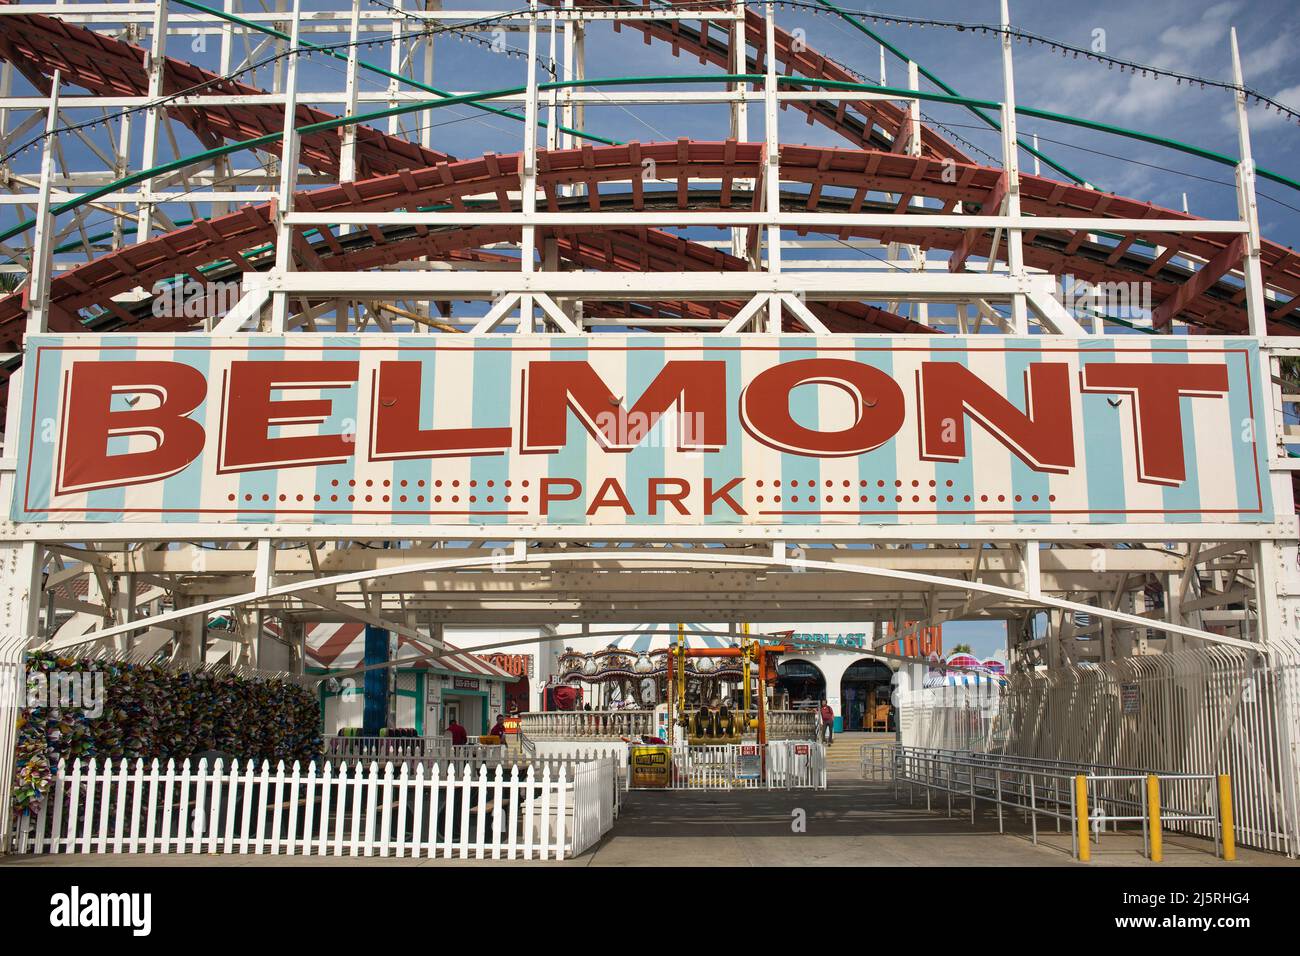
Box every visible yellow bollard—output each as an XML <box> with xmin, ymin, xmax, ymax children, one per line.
<box><xmin>1146</xmin><ymin>774</ymin><xmax>1162</xmax><ymax>863</ymax></box>
<box><xmin>1075</xmin><ymin>774</ymin><xmax>1090</xmax><ymax>862</ymax></box>
<box><xmin>1218</xmin><ymin>774</ymin><xmax>1236</xmax><ymax>862</ymax></box>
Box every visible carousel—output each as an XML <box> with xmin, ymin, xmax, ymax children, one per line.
<box><xmin>541</xmin><ymin>633</ymin><xmax>809</xmax><ymax>747</ymax></box>
<box><xmin>553</xmin><ymin>647</ymin><xmax>747</xmax><ymax>711</ymax></box>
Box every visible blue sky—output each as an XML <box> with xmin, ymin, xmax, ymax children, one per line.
<box><xmin>6</xmin><ymin>1</ymin><xmax>1299</xmax><ymax>252</ymax></box>
<box><xmin>329</xmin><ymin>0</ymin><xmax>1300</xmax><ymax>244</ymax></box>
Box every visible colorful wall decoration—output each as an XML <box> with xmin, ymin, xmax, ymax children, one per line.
<box><xmin>12</xmin><ymin>654</ymin><xmax>321</xmax><ymax>816</ymax></box>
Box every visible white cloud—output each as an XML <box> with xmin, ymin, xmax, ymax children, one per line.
<box><xmin>1244</xmin><ymin>32</ymin><xmax>1296</xmax><ymax>80</ymax></box>
<box><xmin>1158</xmin><ymin>1</ymin><xmax>1241</xmax><ymax>54</ymax></box>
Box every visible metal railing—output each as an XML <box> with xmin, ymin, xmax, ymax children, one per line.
<box><xmin>324</xmin><ymin>736</ymin><xmax>505</xmax><ymax>765</ymax></box>
<box><xmin>625</xmin><ymin>742</ymin><xmax>826</xmax><ymax>791</ymax></box>
<box><xmin>325</xmin><ymin>735</ymin><xmax>451</xmax><ymax>759</ymax></box>
<box><xmin>518</xmin><ymin>709</ymin><xmax>819</xmax><ymax>741</ymax></box>
<box><xmin>875</xmin><ymin>745</ymin><xmax>1234</xmax><ymax>862</ymax></box>
<box><xmin>519</xmin><ymin>711</ymin><xmax>656</xmax><ymax>740</ymax></box>
<box><xmin>993</xmin><ymin>641</ymin><xmax>1300</xmax><ymax>856</ymax></box>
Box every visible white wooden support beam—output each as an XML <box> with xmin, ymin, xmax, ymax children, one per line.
<box><xmin>778</xmin><ymin>293</ymin><xmax>831</xmax><ymax>334</ymax></box>
<box><xmin>270</xmin><ymin>0</ymin><xmax>303</xmax><ymax>333</ymax></box>
<box><xmin>26</xmin><ymin>72</ymin><xmax>61</xmax><ymax>335</ymax></box>
<box><xmin>469</xmin><ymin>293</ymin><xmax>523</xmax><ymax>333</ymax></box>
<box><xmin>718</xmin><ymin>293</ymin><xmax>770</xmax><ymax>334</ymax></box>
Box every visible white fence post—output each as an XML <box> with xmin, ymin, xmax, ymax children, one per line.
<box><xmin>14</xmin><ymin>752</ymin><xmax>618</xmax><ymax>861</ymax></box>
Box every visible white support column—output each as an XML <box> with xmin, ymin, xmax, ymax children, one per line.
<box><xmin>1230</xmin><ymin>28</ymin><xmax>1300</xmax><ymax>644</ymax></box>
<box><xmin>421</xmin><ymin>3</ymin><xmax>438</xmax><ymax>151</ymax></box>
<box><xmin>520</xmin><ymin>1</ymin><xmax>541</xmax><ymax>332</ymax></box>
<box><xmin>270</xmin><ymin>0</ymin><xmax>304</xmax><ymax>333</ymax></box>
<box><xmin>26</xmin><ymin>72</ymin><xmax>61</xmax><ymax>335</ymax></box>
<box><xmin>730</xmin><ymin>0</ymin><xmax>749</xmax><ymax>259</ymax></box>
<box><xmin>135</xmin><ymin>0</ymin><xmax>170</xmax><ymax>244</ymax></box>
<box><xmin>387</xmin><ymin>0</ymin><xmax>405</xmax><ymax>136</ymax></box>
<box><xmin>561</xmin><ymin>0</ymin><xmax>576</xmax><ymax>152</ymax></box>
<box><xmin>998</xmin><ymin>0</ymin><xmax>1027</xmax><ymax>334</ymax></box>
<box><xmin>762</xmin><ymin>4</ymin><xmax>782</xmax><ymax>332</ymax></box>
<box><xmin>339</xmin><ymin>0</ymin><xmax>362</xmax><ymax>184</ymax></box>
<box><xmin>545</xmin><ymin>13</ymin><xmax>559</xmax><ymax>153</ymax></box>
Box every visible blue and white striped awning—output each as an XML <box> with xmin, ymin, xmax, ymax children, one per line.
<box><xmin>600</xmin><ymin>623</ymin><xmax>740</xmax><ymax>653</ymax></box>
<box><xmin>923</xmin><ymin>671</ymin><xmax>1004</xmax><ymax>688</ymax></box>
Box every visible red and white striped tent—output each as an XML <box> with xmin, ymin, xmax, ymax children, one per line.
<box><xmin>306</xmin><ymin>623</ymin><xmax>516</xmax><ymax>682</ymax></box>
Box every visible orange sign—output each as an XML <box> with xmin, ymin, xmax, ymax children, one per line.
<box><xmin>477</xmin><ymin>653</ymin><xmax>532</xmax><ymax>679</ymax></box>
<box><xmin>879</xmin><ymin>622</ymin><xmax>943</xmax><ymax>659</ymax></box>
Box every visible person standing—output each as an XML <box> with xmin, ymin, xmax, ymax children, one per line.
<box><xmin>446</xmin><ymin>717</ymin><xmax>468</xmax><ymax>746</ymax></box>
<box><xmin>488</xmin><ymin>713</ymin><xmax>507</xmax><ymax>741</ymax></box>
<box><xmin>820</xmin><ymin>699</ymin><xmax>835</xmax><ymax>745</ymax></box>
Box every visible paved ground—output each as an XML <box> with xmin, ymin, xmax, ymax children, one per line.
<box><xmin>5</xmin><ymin>777</ymin><xmax>1293</xmax><ymax>867</ymax></box>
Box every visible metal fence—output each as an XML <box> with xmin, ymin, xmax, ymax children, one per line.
<box><xmin>890</xmin><ymin>641</ymin><xmax>1300</xmax><ymax>857</ymax></box>
<box><xmin>520</xmin><ymin>711</ymin><xmax>656</xmax><ymax>740</ymax></box>
<box><xmin>626</xmin><ymin>741</ymin><xmax>826</xmax><ymax>791</ymax></box>
<box><xmin>518</xmin><ymin>709</ymin><xmax>819</xmax><ymax>741</ymax></box>
<box><xmin>325</xmin><ymin>736</ymin><xmax>506</xmax><ymax>765</ymax></box>
<box><xmin>992</xmin><ymin>642</ymin><xmax>1300</xmax><ymax>856</ymax></box>
<box><xmin>897</xmin><ymin>683</ymin><xmax>1002</xmax><ymax>752</ymax></box>
<box><xmin>886</xmin><ymin>746</ymin><xmax>1232</xmax><ymax>862</ymax></box>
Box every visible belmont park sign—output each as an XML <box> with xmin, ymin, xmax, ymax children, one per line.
<box><xmin>11</xmin><ymin>335</ymin><xmax>1271</xmax><ymax>528</ymax></box>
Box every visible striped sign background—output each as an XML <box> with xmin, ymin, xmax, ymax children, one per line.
<box><xmin>12</xmin><ymin>334</ymin><xmax>1272</xmax><ymax>528</ymax></box>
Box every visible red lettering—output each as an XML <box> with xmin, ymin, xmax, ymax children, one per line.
<box><xmin>918</xmin><ymin>362</ymin><xmax>1074</xmax><ymax>472</ymax></box>
<box><xmin>521</xmin><ymin>360</ymin><xmax>725</xmax><ymax>453</ymax></box>
<box><xmin>649</xmin><ymin>477</ymin><xmax>690</xmax><ymax>515</ymax></box>
<box><xmin>539</xmin><ymin>477</ymin><xmax>582</xmax><ymax>514</ymax></box>
<box><xmin>371</xmin><ymin>361</ymin><xmax>510</xmax><ymax>460</ymax></box>
<box><xmin>220</xmin><ymin>361</ymin><xmax>358</xmax><ymax>472</ymax></box>
<box><xmin>740</xmin><ymin>359</ymin><xmax>904</xmax><ymax>456</ymax></box>
<box><xmin>704</xmin><ymin>477</ymin><xmax>746</xmax><ymax>516</ymax></box>
<box><xmin>1080</xmin><ymin>362</ymin><xmax>1230</xmax><ymax>484</ymax></box>
<box><xmin>57</xmin><ymin>361</ymin><xmax>206</xmax><ymax>494</ymax></box>
<box><xmin>586</xmin><ymin>477</ymin><xmax>634</xmax><ymax>516</ymax></box>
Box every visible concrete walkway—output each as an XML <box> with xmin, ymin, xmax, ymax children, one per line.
<box><xmin>6</xmin><ymin>779</ymin><xmax>1293</xmax><ymax>866</ymax></box>
<box><xmin>577</xmin><ymin>779</ymin><xmax>1295</xmax><ymax>867</ymax></box>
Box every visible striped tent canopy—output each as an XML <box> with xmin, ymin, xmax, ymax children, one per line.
<box><xmin>590</xmin><ymin>623</ymin><xmax>746</xmax><ymax>654</ymax></box>
<box><xmin>923</xmin><ymin>654</ymin><xmax>1009</xmax><ymax>688</ymax></box>
<box><xmin>306</xmin><ymin>623</ymin><xmax>515</xmax><ymax>681</ymax></box>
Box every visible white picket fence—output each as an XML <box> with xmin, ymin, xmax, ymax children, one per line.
<box><xmin>13</xmin><ymin>755</ymin><xmax>618</xmax><ymax>861</ymax></box>
<box><xmin>627</xmin><ymin>742</ymin><xmax>826</xmax><ymax>790</ymax></box>
<box><xmin>504</xmin><ymin>751</ymin><xmax>625</xmax><ymax>817</ymax></box>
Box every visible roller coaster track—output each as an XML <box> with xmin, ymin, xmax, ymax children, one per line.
<box><xmin>3</xmin><ymin>140</ymin><xmax>1297</xmax><ymax>344</ymax></box>
<box><xmin>2</xmin><ymin>2</ymin><xmax>1298</xmax><ymax>412</ymax></box>
<box><xmin>552</xmin><ymin>0</ymin><xmax>972</xmax><ymax>163</ymax></box>
<box><xmin>0</xmin><ymin>2</ymin><xmax>452</xmax><ymax>175</ymax></box>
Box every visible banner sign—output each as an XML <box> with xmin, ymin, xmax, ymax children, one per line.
<box><xmin>12</xmin><ymin>334</ymin><xmax>1272</xmax><ymax>529</ymax></box>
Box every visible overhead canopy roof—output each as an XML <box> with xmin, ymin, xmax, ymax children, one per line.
<box><xmin>306</xmin><ymin>623</ymin><xmax>516</xmax><ymax>682</ymax></box>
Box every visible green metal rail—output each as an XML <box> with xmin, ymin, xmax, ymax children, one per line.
<box><xmin>170</xmin><ymin>0</ymin><xmax>618</xmax><ymax>147</ymax></box>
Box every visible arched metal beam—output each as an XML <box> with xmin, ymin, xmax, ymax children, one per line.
<box><xmin>40</xmin><ymin>547</ymin><xmax>1263</xmax><ymax>654</ymax></box>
